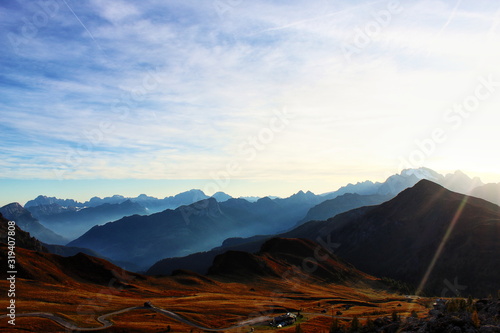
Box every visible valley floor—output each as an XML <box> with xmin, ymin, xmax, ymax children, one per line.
<box><xmin>0</xmin><ymin>276</ymin><xmax>429</xmax><ymax>332</ymax></box>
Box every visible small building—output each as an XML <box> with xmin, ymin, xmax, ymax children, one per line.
<box><xmin>433</xmin><ymin>299</ymin><xmax>446</xmax><ymax>310</ymax></box>
<box><xmin>270</xmin><ymin>313</ymin><xmax>297</xmax><ymax>328</ymax></box>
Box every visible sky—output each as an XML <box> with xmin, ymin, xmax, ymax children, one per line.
<box><xmin>1</xmin><ymin>0</ymin><xmax>500</xmax><ymax>206</ymax></box>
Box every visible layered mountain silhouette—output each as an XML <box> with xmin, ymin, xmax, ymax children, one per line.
<box><xmin>285</xmin><ymin>180</ymin><xmax>500</xmax><ymax>297</ymax></box>
<box><xmin>68</xmin><ymin>198</ymin><xmax>242</xmax><ymax>268</ymax></box>
<box><xmin>1</xmin><ymin>211</ymin><xmax>371</xmax><ymax>290</ymax></box>
<box><xmin>30</xmin><ymin>199</ymin><xmax>148</xmax><ymax>240</ymax></box>
<box><xmin>0</xmin><ymin>213</ymin><xmax>140</xmax><ymax>286</ymax></box>
<box><xmin>26</xmin><ymin>189</ymin><xmax>218</xmax><ymax>215</ymax></box>
<box><xmin>321</xmin><ymin>168</ymin><xmax>483</xmax><ymax>200</ymax></box>
<box><xmin>0</xmin><ymin>203</ymin><xmax>67</xmax><ymax>245</ymax></box>
<box><xmin>24</xmin><ymin>190</ymin><xmax>235</xmax><ymax>240</ymax></box>
<box><xmin>298</xmin><ymin>168</ymin><xmax>483</xmax><ymax>226</ymax></box>
<box><xmin>149</xmin><ymin>180</ymin><xmax>500</xmax><ymax>297</ymax></box>
<box><xmin>19</xmin><ymin>167</ymin><xmax>484</xmax><ymax>246</ymax></box>
<box><xmin>0</xmin><ymin>211</ymin><xmax>138</xmax><ymax>272</ymax></box>
<box><xmin>14</xmin><ymin>168</ymin><xmax>495</xmax><ymax>288</ymax></box>
<box><xmin>67</xmin><ymin>193</ymin><xmax>328</xmax><ymax>269</ymax></box>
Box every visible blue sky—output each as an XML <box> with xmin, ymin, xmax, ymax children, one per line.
<box><xmin>1</xmin><ymin>0</ymin><xmax>500</xmax><ymax>206</ymax></box>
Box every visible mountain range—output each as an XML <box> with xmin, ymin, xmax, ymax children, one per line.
<box><xmin>6</xmin><ymin>168</ymin><xmax>497</xmax><ymax>272</ymax></box>
<box><xmin>3</xmin><ymin>168</ymin><xmax>491</xmax><ymax>267</ymax></box>
<box><xmin>67</xmin><ymin>192</ymin><xmax>324</xmax><ymax>269</ymax></box>
<box><xmin>0</xmin><ymin>168</ymin><xmax>499</xmax><ymax>333</ymax></box>
<box><xmin>149</xmin><ymin>180</ymin><xmax>500</xmax><ymax>297</ymax></box>
<box><xmin>1</xmin><ymin>212</ymin><xmax>409</xmax><ymax>332</ymax></box>
<box><xmin>25</xmin><ymin>189</ymin><xmax>213</xmax><ymax>211</ymax></box>
<box><xmin>65</xmin><ymin>181</ymin><xmax>409</xmax><ymax>270</ymax></box>
<box><xmin>24</xmin><ymin>190</ymin><xmax>217</xmax><ymax>240</ymax></box>
<box><xmin>2</xmin><ymin>204</ymin><xmax>499</xmax><ymax>332</ymax></box>
<box><xmin>29</xmin><ymin>199</ymin><xmax>148</xmax><ymax>240</ymax></box>
<box><xmin>321</xmin><ymin>168</ymin><xmax>483</xmax><ymax>199</ymax></box>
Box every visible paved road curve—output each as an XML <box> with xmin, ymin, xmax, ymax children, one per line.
<box><xmin>1</xmin><ymin>306</ymin><xmax>140</xmax><ymax>331</ymax></box>
<box><xmin>1</xmin><ymin>304</ymin><xmax>273</xmax><ymax>331</ymax></box>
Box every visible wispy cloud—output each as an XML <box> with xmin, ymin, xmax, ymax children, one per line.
<box><xmin>1</xmin><ymin>0</ymin><xmax>500</xmax><ymax>191</ymax></box>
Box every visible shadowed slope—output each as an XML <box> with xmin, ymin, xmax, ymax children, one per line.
<box><xmin>208</xmin><ymin>237</ymin><xmax>371</xmax><ymax>284</ymax></box>
<box><xmin>285</xmin><ymin>180</ymin><xmax>500</xmax><ymax>296</ymax></box>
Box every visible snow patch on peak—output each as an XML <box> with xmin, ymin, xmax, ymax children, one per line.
<box><xmin>400</xmin><ymin>167</ymin><xmax>441</xmax><ymax>181</ymax></box>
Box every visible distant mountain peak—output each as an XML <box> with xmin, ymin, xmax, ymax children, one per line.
<box><xmin>137</xmin><ymin>193</ymin><xmax>156</xmax><ymax>199</ymax></box>
<box><xmin>211</xmin><ymin>191</ymin><xmax>232</xmax><ymax>202</ymax></box>
<box><xmin>177</xmin><ymin>197</ymin><xmax>222</xmax><ymax>218</ymax></box>
<box><xmin>256</xmin><ymin>196</ymin><xmax>273</xmax><ymax>203</ymax></box>
<box><xmin>179</xmin><ymin>189</ymin><xmax>205</xmax><ymax>195</ymax></box>
<box><xmin>400</xmin><ymin>167</ymin><xmax>441</xmax><ymax>180</ymax></box>
<box><xmin>2</xmin><ymin>202</ymin><xmax>36</xmax><ymax>218</ymax></box>
<box><xmin>4</xmin><ymin>202</ymin><xmax>23</xmax><ymax>210</ymax></box>
<box><xmin>408</xmin><ymin>178</ymin><xmax>445</xmax><ymax>191</ymax></box>
<box><xmin>288</xmin><ymin>190</ymin><xmax>317</xmax><ymax>202</ymax></box>
<box><xmin>386</xmin><ymin>179</ymin><xmax>448</xmax><ymax>204</ymax></box>
<box><xmin>25</xmin><ymin>195</ymin><xmax>83</xmax><ymax>208</ymax></box>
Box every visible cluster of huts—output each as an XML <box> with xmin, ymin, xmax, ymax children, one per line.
<box><xmin>270</xmin><ymin>313</ymin><xmax>297</xmax><ymax>328</ymax></box>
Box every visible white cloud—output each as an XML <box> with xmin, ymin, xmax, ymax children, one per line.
<box><xmin>1</xmin><ymin>0</ymin><xmax>500</xmax><ymax>188</ymax></box>
<box><xmin>89</xmin><ymin>0</ymin><xmax>140</xmax><ymax>23</ymax></box>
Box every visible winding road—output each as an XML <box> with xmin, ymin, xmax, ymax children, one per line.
<box><xmin>1</xmin><ymin>304</ymin><xmax>273</xmax><ymax>331</ymax></box>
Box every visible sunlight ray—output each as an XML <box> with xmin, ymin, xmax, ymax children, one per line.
<box><xmin>415</xmin><ymin>196</ymin><xmax>469</xmax><ymax>296</ymax></box>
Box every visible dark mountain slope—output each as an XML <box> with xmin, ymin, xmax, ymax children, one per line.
<box><xmin>285</xmin><ymin>180</ymin><xmax>500</xmax><ymax>297</ymax></box>
<box><xmin>0</xmin><ymin>203</ymin><xmax>67</xmax><ymax>245</ymax></box>
<box><xmin>0</xmin><ymin>215</ymin><xmax>141</xmax><ymax>286</ymax></box>
<box><xmin>147</xmin><ymin>235</ymin><xmax>269</xmax><ymax>276</ymax></box>
<box><xmin>208</xmin><ymin>237</ymin><xmax>371</xmax><ymax>284</ymax></box>
<box><xmin>68</xmin><ymin>198</ymin><xmax>249</xmax><ymax>268</ymax></box>
<box><xmin>0</xmin><ymin>243</ymin><xmax>142</xmax><ymax>286</ymax></box>
<box><xmin>0</xmin><ymin>212</ymin><xmax>47</xmax><ymax>252</ymax></box>
<box><xmin>300</xmin><ymin>193</ymin><xmax>392</xmax><ymax>224</ymax></box>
